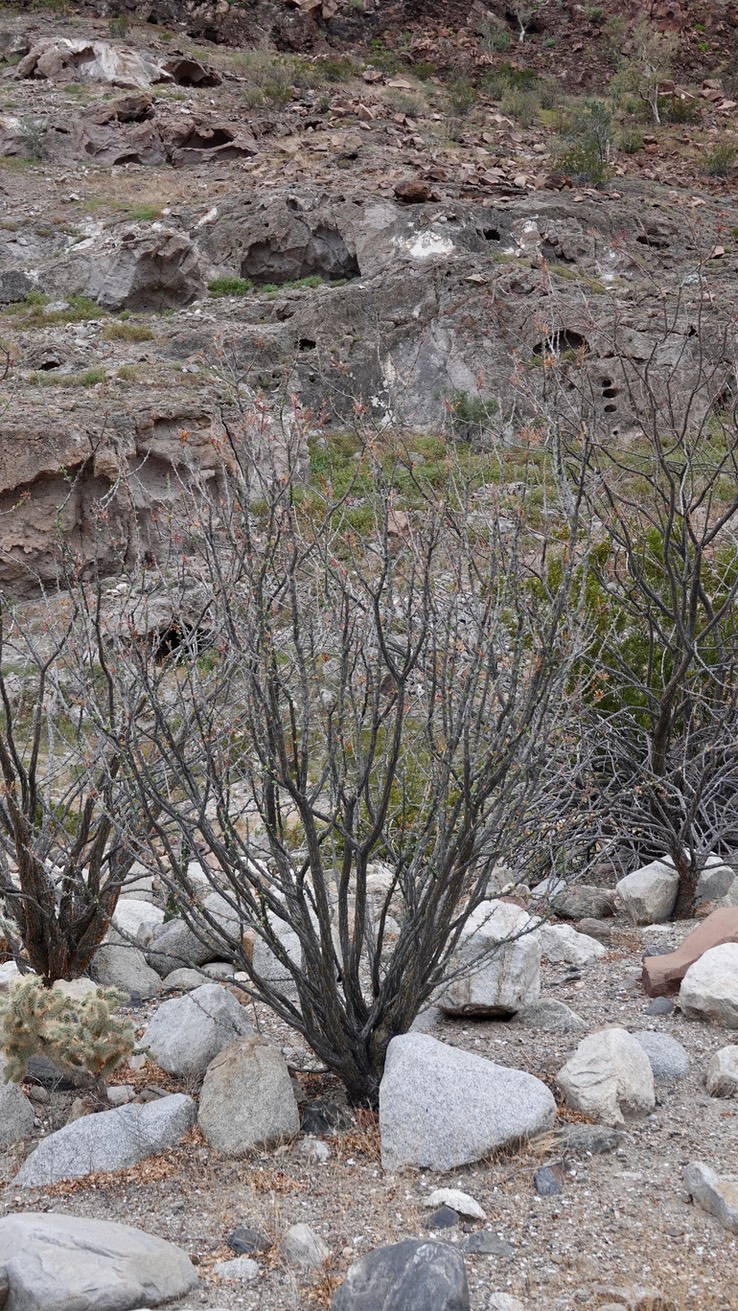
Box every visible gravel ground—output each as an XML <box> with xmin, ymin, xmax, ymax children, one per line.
<box><xmin>2</xmin><ymin>920</ymin><xmax>737</xmax><ymax>1311</ymax></box>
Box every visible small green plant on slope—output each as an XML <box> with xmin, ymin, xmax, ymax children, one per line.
<box><xmin>0</xmin><ymin>977</ymin><xmax>133</xmax><ymax>1087</ymax></box>
<box><xmin>555</xmin><ymin>99</ymin><xmax>613</xmax><ymax>184</ymax></box>
<box><xmin>611</xmin><ymin>18</ymin><xmax>678</xmax><ymax>124</ymax></box>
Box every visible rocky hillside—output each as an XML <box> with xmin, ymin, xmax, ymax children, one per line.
<box><xmin>1</xmin><ymin>2</ymin><xmax>738</xmax><ymax>590</ymax></box>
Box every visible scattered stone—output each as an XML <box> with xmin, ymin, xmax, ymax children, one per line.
<box><xmin>280</xmin><ymin>1222</ymin><xmax>330</xmax><ymax>1269</ymax></box>
<box><xmin>212</xmin><ymin>1256</ymin><xmax>259</xmax><ymax>1281</ymax></box>
<box><xmin>141</xmin><ymin>983</ymin><xmax>252</xmax><ymax>1079</ymax></box>
<box><xmin>0</xmin><ymin>269</ymin><xmax>34</xmax><ymax>304</ymax></box>
<box><xmin>591</xmin><ymin>1286</ymin><xmax>676</xmax><ymax>1311</ymax></box>
<box><xmin>425</xmin><ymin>1189</ymin><xmax>486</xmax><ymax>1221</ymax></box>
<box><xmin>487</xmin><ymin>1297</ymin><xmax>525</xmax><ymax>1311</ymax></box>
<box><xmin>561</xmin><ymin>1123</ymin><xmax>626</xmax><ymax>1155</ymax></box>
<box><xmin>632</xmin><ymin>1031</ymin><xmax>690</xmax><ymax>1081</ymax></box>
<box><xmin>534</xmin><ymin>1163</ymin><xmax>565</xmax><ymax>1196</ymax></box>
<box><xmin>683</xmin><ymin>1161</ymin><xmax>738</xmax><ymax>1234</ymax></box>
<box><xmin>436</xmin><ymin>900</ymin><xmax>541</xmax><ymax>1017</ymax></box>
<box><xmin>16</xmin><ymin>1094</ymin><xmax>196</xmax><ymax>1187</ymax></box>
<box><xmin>616</xmin><ymin>860</ymin><xmax>678</xmax><ymax>924</ymax></box>
<box><xmin>0</xmin><ymin>1077</ymin><xmax>35</xmax><ymax>1144</ymax></box>
<box><xmin>679</xmin><ymin>943</ymin><xmax>738</xmax><ymax>1028</ymax></box>
<box><xmin>462</xmin><ymin>1231</ymin><xmax>515</xmax><ymax>1257</ymax></box>
<box><xmin>557</xmin><ymin>1027</ymin><xmax>655</xmax><ymax>1126</ymax></box>
<box><xmin>537</xmin><ymin>922</ymin><xmax>606</xmax><ymax>965</ymax></box>
<box><xmin>106</xmin><ymin>1084</ymin><xmax>135</xmax><ymax>1107</ymax></box>
<box><xmin>294</xmin><ymin>1135</ymin><xmax>332</xmax><ymax>1163</ymax></box>
<box><xmin>642</xmin><ymin>907</ymin><xmax>738</xmax><ymax>996</ymax></box>
<box><xmin>705</xmin><ymin>1045</ymin><xmax>738</xmax><ymax>1097</ymax></box>
<box><xmin>513</xmin><ymin>999</ymin><xmax>587</xmax><ymax>1031</ymax></box>
<box><xmin>379</xmin><ymin>1033</ymin><xmax>556</xmax><ymax>1172</ymax></box>
<box><xmin>162</xmin><ymin>968</ymin><xmax>206</xmax><ymax>992</ymax></box>
<box><xmin>426</xmin><ymin>1205</ymin><xmax>459</xmax><ymax>1230</ymax></box>
<box><xmin>228</xmin><ymin>1226</ymin><xmax>272</xmax><ymax>1255</ymax></box>
<box><xmin>331</xmin><ymin>1239</ymin><xmax>469</xmax><ymax>1311</ymax></box>
<box><xmin>394</xmin><ymin>179</ymin><xmax>433</xmax><ymax>203</ymax></box>
<box><xmin>90</xmin><ymin>943</ymin><xmax>163</xmax><ymax>999</ymax></box>
<box><xmin>643</xmin><ymin>997</ymin><xmax>675</xmax><ymax>1016</ymax></box>
<box><xmin>552</xmin><ymin>884</ymin><xmax>615</xmax><ymax>920</ymax></box>
<box><xmin>575</xmin><ymin>917</ymin><xmax>613</xmax><ymax>944</ymax></box>
<box><xmin>197</xmin><ymin>1035</ymin><xmax>299</xmax><ymax>1156</ymax></box>
<box><xmin>0</xmin><ymin>1212</ymin><xmax>198</xmax><ymax>1309</ymax></box>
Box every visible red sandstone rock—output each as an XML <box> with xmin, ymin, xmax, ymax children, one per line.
<box><xmin>642</xmin><ymin>908</ymin><xmax>738</xmax><ymax>997</ymax></box>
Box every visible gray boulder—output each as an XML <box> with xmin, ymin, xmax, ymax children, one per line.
<box><xmin>552</xmin><ymin>884</ymin><xmax>615</xmax><ymax>921</ymax></box>
<box><xmin>141</xmin><ymin>983</ymin><xmax>251</xmax><ymax>1079</ymax></box>
<box><xmin>147</xmin><ymin>892</ymin><xmax>244</xmax><ymax>976</ymax></box>
<box><xmin>683</xmin><ymin>1161</ymin><xmax>738</xmax><ymax>1234</ymax></box>
<box><xmin>632</xmin><ymin>1031</ymin><xmax>690</xmax><ymax>1081</ymax></box>
<box><xmin>680</xmin><ymin>943</ymin><xmax>738</xmax><ymax>1028</ymax></box>
<box><xmin>694</xmin><ymin>860</ymin><xmax>738</xmax><ymax>914</ymax></box>
<box><xmin>16</xmin><ymin>1093</ymin><xmax>195</xmax><ymax>1187</ymax></box>
<box><xmin>197</xmin><ymin>1034</ymin><xmax>299</xmax><ymax>1156</ymax></box>
<box><xmin>537</xmin><ymin>923</ymin><xmax>606</xmax><ymax>966</ymax></box>
<box><xmin>280</xmin><ymin>1223</ymin><xmax>330</xmax><ymax>1269</ymax></box>
<box><xmin>0</xmin><ymin>1212</ymin><xmax>198</xmax><ymax>1310</ymax></box>
<box><xmin>90</xmin><ymin>943</ymin><xmax>163</xmax><ymax>998</ymax></box>
<box><xmin>513</xmin><ymin>999</ymin><xmax>587</xmax><ymax>1032</ymax></box>
<box><xmin>331</xmin><ymin>1239</ymin><xmax>469</xmax><ymax>1311</ymax></box>
<box><xmin>436</xmin><ymin>901</ymin><xmax>541</xmax><ymax>1017</ymax></box>
<box><xmin>379</xmin><ymin>1033</ymin><xmax>556</xmax><ymax>1172</ymax></box>
<box><xmin>705</xmin><ymin>1045</ymin><xmax>738</xmax><ymax>1097</ymax></box>
<box><xmin>0</xmin><ymin>1077</ymin><xmax>35</xmax><ymax>1144</ymax></box>
<box><xmin>45</xmin><ymin>223</ymin><xmax>206</xmax><ymax>312</ymax></box>
<box><xmin>162</xmin><ymin>967</ymin><xmax>207</xmax><ymax>992</ymax></box>
<box><xmin>616</xmin><ymin>861</ymin><xmax>678</xmax><ymax>924</ymax></box>
<box><xmin>557</xmin><ymin>1028</ymin><xmax>655</xmax><ymax>1126</ymax></box>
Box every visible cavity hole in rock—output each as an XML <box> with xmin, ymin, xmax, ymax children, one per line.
<box><xmin>482</xmin><ymin>228</ymin><xmax>501</xmax><ymax>241</ymax></box>
<box><xmin>150</xmin><ymin>624</ymin><xmax>213</xmax><ymax>662</ymax></box>
<box><xmin>604</xmin><ymin>403</ymin><xmax>617</xmax><ymax>413</ymax></box>
<box><xmin>532</xmin><ymin>329</ymin><xmax>588</xmax><ymax>356</ymax></box>
<box><xmin>241</xmin><ymin>226</ymin><xmax>360</xmax><ymax>285</ymax></box>
<box><xmin>636</xmin><ymin>232</ymin><xmax>670</xmax><ymax>249</ymax></box>
<box><xmin>602</xmin><ymin>386</ymin><xmax>618</xmax><ymax>398</ymax></box>
<box><xmin>299</xmin><ymin>338</ymin><xmax>317</xmax><ymax>351</ymax></box>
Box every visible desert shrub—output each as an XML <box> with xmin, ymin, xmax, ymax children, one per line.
<box><xmin>554</xmin><ymin>98</ymin><xmax>613</xmax><ymax>184</ymax></box>
<box><xmin>208</xmin><ymin>276</ymin><xmax>253</xmax><ymax>297</ymax></box>
<box><xmin>701</xmin><ymin>138</ymin><xmax>738</xmax><ymax>177</ymax></box>
<box><xmin>0</xmin><ymin>977</ymin><xmax>133</xmax><ymax>1085</ymax></box>
<box><xmin>611</xmin><ymin>18</ymin><xmax>678</xmax><ymax>124</ymax></box>
<box><xmin>448</xmin><ymin>77</ymin><xmax>477</xmax><ymax>114</ymax></box>
<box><xmin>103</xmin><ymin>321</ymin><xmax>154</xmax><ymax>342</ymax></box>
<box><xmin>479</xmin><ymin>15</ymin><xmax>511</xmax><ymax>53</ymax></box>
<box><xmin>618</xmin><ymin>125</ymin><xmax>644</xmax><ymax>153</ymax></box>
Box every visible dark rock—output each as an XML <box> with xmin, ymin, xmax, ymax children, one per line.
<box><xmin>331</xmin><ymin>1239</ymin><xmax>470</xmax><ymax>1311</ymax></box>
<box><xmin>425</xmin><ymin>1206</ymin><xmax>459</xmax><ymax>1230</ymax></box>
<box><xmin>534</xmin><ymin>1163</ymin><xmax>565</xmax><ymax>1196</ymax></box>
<box><xmin>0</xmin><ymin>270</ymin><xmax>34</xmax><ymax>305</ymax></box>
<box><xmin>394</xmin><ymin>179</ymin><xmax>434</xmax><ymax>203</ymax></box>
<box><xmin>643</xmin><ymin>996</ymin><xmax>675</xmax><ymax>1016</ymax></box>
<box><xmin>228</xmin><ymin>1226</ymin><xmax>272</xmax><ymax>1255</ymax></box>
<box><xmin>301</xmin><ymin>1099</ymin><xmax>355</xmax><ymax>1137</ymax></box>
<box><xmin>561</xmin><ymin>1123</ymin><xmax>626</xmax><ymax>1155</ymax></box>
<box><xmin>461</xmin><ymin>1231</ymin><xmax>515</xmax><ymax>1257</ymax></box>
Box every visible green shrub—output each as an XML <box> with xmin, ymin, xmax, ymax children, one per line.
<box><xmin>448</xmin><ymin>77</ymin><xmax>477</xmax><ymax>115</ymax></box>
<box><xmin>127</xmin><ymin>203</ymin><xmax>162</xmax><ymax>221</ymax></box>
<box><xmin>0</xmin><ymin>977</ymin><xmax>133</xmax><ymax>1087</ymax></box>
<box><xmin>479</xmin><ymin>15</ymin><xmax>511</xmax><ymax>53</ymax></box>
<box><xmin>208</xmin><ymin>275</ymin><xmax>253</xmax><ymax>297</ymax></box>
<box><xmin>618</xmin><ymin>125</ymin><xmax>644</xmax><ymax>154</ymax></box>
<box><xmin>104</xmin><ymin>321</ymin><xmax>154</xmax><ymax>342</ymax></box>
<box><xmin>554</xmin><ymin>98</ymin><xmax>613</xmax><ymax>184</ymax></box>
<box><xmin>701</xmin><ymin>139</ymin><xmax>738</xmax><ymax>177</ymax></box>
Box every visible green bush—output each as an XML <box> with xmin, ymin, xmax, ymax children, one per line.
<box><xmin>701</xmin><ymin>139</ymin><xmax>738</xmax><ymax>177</ymax></box>
<box><xmin>0</xmin><ymin>977</ymin><xmax>133</xmax><ymax>1086</ymax></box>
<box><xmin>554</xmin><ymin>98</ymin><xmax>613</xmax><ymax>184</ymax></box>
<box><xmin>208</xmin><ymin>276</ymin><xmax>253</xmax><ymax>297</ymax></box>
<box><xmin>618</xmin><ymin>125</ymin><xmax>644</xmax><ymax>154</ymax></box>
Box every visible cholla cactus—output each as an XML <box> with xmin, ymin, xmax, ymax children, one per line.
<box><xmin>0</xmin><ymin>977</ymin><xmax>134</xmax><ymax>1086</ymax></box>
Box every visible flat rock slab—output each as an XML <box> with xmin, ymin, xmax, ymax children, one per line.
<box><xmin>683</xmin><ymin>1161</ymin><xmax>738</xmax><ymax>1234</ymax></box>
<box><xmin>0</xmin><ymin>1211</ymin><xmax>198</xmax><ymax>1310</ymax></box>
<box><xmin>331</xmin><ymin>1239</ymin><xmax>470</xmax><ymax>1311</ymax></box>
<box><xmin>379</xmin><ymin>1033</ymin><xmax>556</xmax><ymax>1172</ymax></box>
<box><xmin>642</xmin><ymin>907</ymin><xmax>738</xmax><ymax>996</ymax></box>
<box><xmin>16</xmin><ymin>1093</ymin><xmax>195</xmax><ymax>1187</ymax></box>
